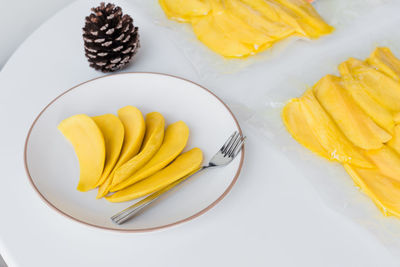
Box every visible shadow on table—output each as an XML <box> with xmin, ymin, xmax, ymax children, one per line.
<box><xmin>0</xmin><ymin>255</ymin><xmax>6</xmax><ymax>267</ymax></box>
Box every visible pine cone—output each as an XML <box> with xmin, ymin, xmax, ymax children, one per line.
<box><xmin>82</xmin><ymin>2</ymin><xmax>140</xmax><ymax>72</ymax></box>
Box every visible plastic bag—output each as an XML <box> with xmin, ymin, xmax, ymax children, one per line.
<box><xmin>240</xmin><ymin>7</ymin><xmax>400</xmax><ymax>258</ymax></box>
<box><xmin>131</xmin><ymin>0</ymin><xmax>393</xmax><ymax>78</ymax></box>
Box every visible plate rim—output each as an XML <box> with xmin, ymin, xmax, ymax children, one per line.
<box><xmin>24</xmin><ymin>72</ymin><xmax>245</xmax><ymax>233</ymax></box>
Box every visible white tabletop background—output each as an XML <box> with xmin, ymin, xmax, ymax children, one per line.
<box><xmin>1</xmin><ymin>0</ymin><xmax>400</xmax><ymax>266</ymax></box>
<box><xmin>0</xmin><ymin>2</ymin><xmax>71</xmax><ymax>266</ymax></box>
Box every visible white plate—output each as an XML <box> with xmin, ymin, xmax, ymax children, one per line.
<box><xmin>24</xmin><ymin>72</ymin><xmax>244</xmax><ymax>232</ymax></box>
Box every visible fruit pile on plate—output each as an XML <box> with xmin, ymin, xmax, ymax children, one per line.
<box><xmin>58</xmin><ymin>106</ymin><xmax>203</xmax><ymax>203</ymax></box>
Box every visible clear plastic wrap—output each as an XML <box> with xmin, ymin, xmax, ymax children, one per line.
<box><xmin>241</xmin><ymin>14</ymin><xmax>400</xmax><ymax>259</ymax></box>
<box><xmin>131</xmin><ymin>0</ymin><xmax>393</xmax><ymax>77</ymax></box>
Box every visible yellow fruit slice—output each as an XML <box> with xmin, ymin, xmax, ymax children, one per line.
<box><xmin>282</xmin><ymin>98</ymin><xmax>329</xmax><ymax>159</ymax></box>
<box><xmin>225</xmin><ymin>0</ymin><xmax>294</xmax><ymax>42</ymax></box>
<box><xmin>239</xmin><ymin>0</ymin><xmax>304</xmax><ymax>36</ymax></box>
<box><xmin>299</xmin><ymin>89</ymin><xmax>372</xmax><ymax>168</ymax></box>
<box><xmin>367</xmin><ymin>47</ymin><xmax>400</xmax><ymax>81</ymax></box>
<box><xmin>339</xmin><ymin>58</ymin><xmax>400</xmax><ymax>112</ymax></box>
<box><xmin>388</xmin><ymin>125</ymin><xmax>400</xmax><ymax>154</ymax></box>
<box><xmin>313</xmin><ymin>75</ymin><xmax>391</xmax><ymax>150</ymax></box>
<box><xmin>128</xmin><ymin>167</ymin><xmax>201</xmax><ymax>208</ymax></box>
<box><xmin>97</xmin><ymin>106</ymin><xmax>145</xmax><ymax>198</ymax></box>
<box><xmin>111</xmin><ymin>112</ymin><xmax>165</xmax><ymax>187</ymax></box>
<box><xmin>338</xmin><ymin>57</ymin><xmax>363</xmax><ymax>75</ymax></box>
<box><xmin>209</xmin><ymin>0</ymin><xmax>272</xmax><ymax>47</ymax></box>
<box><xmin>58</xmin><ymin>114</ymin><xmax>105</xmax><ymax>192</ymax></box>
<box><xmin>111</xmin><ymin>120</ymin><xmax>189</xmax><ymax>192</ymax></box>
<box><xmin>92</xmin><ymin>114</ymin><xmax>124</xmax><ymax>187</ymax></box>
<box><xmin>159</xmin><ymin>0</ymin><xmax>210</xmax><ymax>22</ymax></box>
<box><xmin>344</xmin><ymin>164</ymin><xmax>400</xmax><ymax>217</ymax></box>
<box><xmin>192</xmin><ymin>14</ymin><xmax>254</xmax><ymax>58</ymax></box>
<box><xmin>364</xmin><ymin>145</ymin><xmax>400</xmax><ymax>183</ymax></box>
<box><xmin>239</xmin><ymin>0</ymin><xmax>333</xmax><ymax>38</ymax></box>
<box><xmin>272</xmin><ymin>0</ymin><xmax>334</xmax><ymax>38</ymax></box>
<box><xmin>341</xmin><ymin>75</ymin><xmax>395</xmax><ymax>134</ymax></box>
<box><xmin>106</xmin><ymin>148</ymin><xmax>203</xmax><ymax>202</ymax></box>
<box><xmin>117</xmin><ymin>106</ymin><xmax>146</xmax><ymax>164</ymax></box>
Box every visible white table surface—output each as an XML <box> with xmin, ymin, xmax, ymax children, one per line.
<box><xmin>0</xmin><ymin>0</ymin><xmax>71</xmax><ymax>69</ymax></box>
<box><xmin>1</xmin><ymin>0</ymin><xmax>400</xmax><ymax>266</ymax></box>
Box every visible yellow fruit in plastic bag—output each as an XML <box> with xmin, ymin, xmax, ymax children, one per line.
<box><xmin>367</xmin><ymin>47</ymin><xmax>400</xmax><ymax>81</ymax></box>
<box><xmin>339</xmin><ymin>58</ymin><xmax>400</xmax><ymax>112</ymax></box>
<box><xmin>283</xmin><ymin>47</ymin><xmax>400</xmax><ymax>219</ymax></box>
<box><xmin>345</xmin><ymin>164</ymin><xmax>400</xmax><ymax>217</ymax></box>
<box><xmin>341</xmin><ymin>75</ymin><xmax>395</xmax><ymax>134</ymax></box>
<box><xmin>299</xmin><ymin>89</ymin><xmax>372</xmax><ymax>167</ymax></box>
<box><xmin>282</xmin><ymin>99</ymin><xmax>329</xmax><ymax>159</ymax></box>
<box><xmin>159</xmin><ymin>0</ymin><xmax>210</xmax><ymax>22</ymax></box>
<box><xmin>313</xmin><ymin>75</ymin><xmax>390</xmax><ymax>150</ymax></box>
<box><xmin>160</xmin><ymin>0</ymin><xmax>333</xmax><ymax>57</ymax></box>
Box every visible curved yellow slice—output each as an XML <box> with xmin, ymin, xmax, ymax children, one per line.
<box><xmin>111</xmin><ymin>112</ymin><xmax>165</xmax><ymax>187</ymax></box>
<box><xmin>313</xmin><ymin>75</ymin><xmax>391</xmax><ymax>150</ymax></box>
<box><xmin>111</xmin><ymin>120</ymin><xmax>189</xmax><ymax>192</ymax></box>
<box><xmin>344</xmin><ymin>164</ymin><xmax>400</xmax><ymax>217</ymax></box>
<box><xmin>106</xmin><ymin>148</ymin><xmax>203</xmax><ymax>203</ymax></box>
<box><xmin>282</xmin><ymin>99</ymin><xmax>329</xmax><ymax>159</ymax></box>
<box><xmin>299</xmin><ymin>89</ymin><xmax>372</xmax><ymax>168</ymax></box>
<box><xmin>210</xmin><ymin>0</ymin><xmax>272</xmax><ymax>47</ymax></box>
<box><xmin>338</xmin><ymin>57</ymin><xmax>363</xmax><ymax>76</ymax></box>
<box><xmin>272</xmin><ymin>0</ymin><xmax>334</xmax><ymax>38</ymax></box>
<box><xmin>159</xmin><ymin>0</ymin><xmax>210</xmax><ymax>22</ymax></box>
<box><xmin>58</xmin><ymin>114</ymin><xmax>105</xmax><ymax>192</ymax></box>
<box><xmin>225</xmin><ymin>0</ymin><xmax>294</xmax><ymax>41</ymax></box>
<box><xmin>341</xmin><ymin>75</ymin><xmax>395</xmax><ymax>134</ymax></box>
<box><xmin>92</xmin><ymin>114</ymin><xmax>124</xmax><ymax>187</ymax></box>
<box><xmin>339</xmin><ymin>58</ymin><xmax>400</xmax><ymax>112</ymax></box>
<box><xmin>117</xmin><ymin>106</ymin><xmax>146</xmax><ymax>165</ymax></box>
<box><xmin>192</xmin><ymin>14</ymin><xmax>254</xmax><ymax>58</ymax></box>
<box><xmin>239</xmin><ymin>0</ymin><xmax>304</xmax><ymax>36</ymax></box>
<box><xmin>130</xmin><ymin>167</ymin><xmax>201</xmax><ymax>206</ymax></box>
<box><xmin>239</xmin><ymin>0</ymin><xmax>333</xmax><ymax>38</ymax></box>
<box><xmin>97</xmin><ymin>106</ymin><xmax>145</xmax><ymax>198</ymax></box>
<box><xmin>367</xmin><ymin>47</ymin><xmax>400</xmax><ymax>81</ymax></box>
<box><xmin>388</xmin><ymin>125</ymin><xmax>400</xmax><ymax>155</ymax></box>
<box><xmin>364</xmin><ymin>145</ymin><xmax>400</xmax><ymax>183</ymax></box>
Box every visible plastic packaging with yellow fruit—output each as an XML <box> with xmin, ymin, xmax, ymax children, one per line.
<box><xmin>159</xmin><ymin>0</ymin><xmax>333</xmax><ymax>58</ymax></box>
<box><xmin>282</xmin><ymin>47</ymin><xmax>400</xmax><ymax>219</ymax></box>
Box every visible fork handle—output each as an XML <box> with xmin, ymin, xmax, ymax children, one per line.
<box><xmin>111</xmin><ymin>167</ymin><xmax>204</xmax><ymax>225</ymax></box>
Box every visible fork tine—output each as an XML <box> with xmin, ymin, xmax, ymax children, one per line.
<box><xmin>223</xmin><ymin>132</ymin><xmax>240</xmax><ymax>154</ymax></box>
<box><xmin>226</xmin><ymin>133</ymin><xmax>242</xmax><ymax>156</ymax></box>
<box><xmin>231</xmin><ymin>137</ymin><xmax>246</xmax><ymax>157</ymax></box>
<box><xmin>221</xmin><ymin>131</ymin><xmax>237</xmax><ymax>153</ymax></box>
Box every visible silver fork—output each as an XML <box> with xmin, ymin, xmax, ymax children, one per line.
<box><xmin>111</xmin><ymin>131</ymin><xmax>246</xmax><ymax>225</ymax></box>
